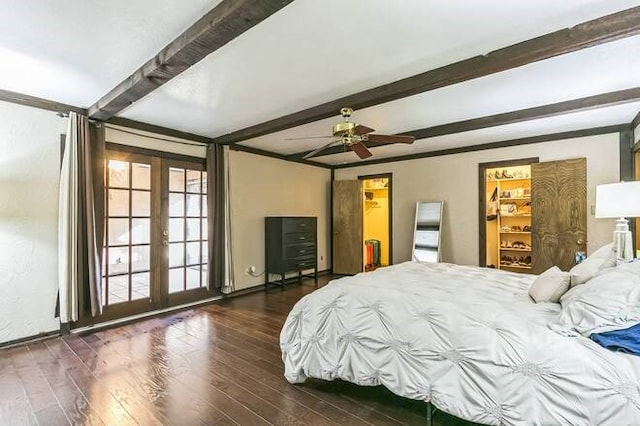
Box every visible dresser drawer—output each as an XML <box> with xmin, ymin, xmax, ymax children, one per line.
<box><xmin>283</xmin><ymin>218</ymin><xmax>316</xmax><ymax>234</ymax></box>
<box><xmin>285</xmin><ymin>244</ymin><xmax>316</xmax><ymax>259</ymax></box>
<box><xmin>284</xmin><ymin>232</ymin><xmax>315</xmax><ymax>244</ymax></box>
<box><xmin>286</xmin><ymin>257</ymin><xmax>316</xmax><ymax>270</ymax></box>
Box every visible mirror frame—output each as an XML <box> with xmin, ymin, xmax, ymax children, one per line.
<box><xmin>412</xmin><ymin>201</ymin><xmax>444</xmax><ymax>262</ymax></box>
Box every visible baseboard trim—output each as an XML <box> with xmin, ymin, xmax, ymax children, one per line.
<box><xmin>1</xmin><ymin>270</ymin><xmax>334</xmax><ymax>349</ymax></box>
<box><xmin>0</xmin><ymin>329</ymin><xmax>61</xmax><ymax>350</ymax></box>
<box><xmin>72</xmin><ymin>295</ymin><xmax>223</xmax><ymax>336</ymax></box>
<box><xmin>224</xmin><ymin>269</ymin><xmax>332</xmax><ymax>298</ymax></box>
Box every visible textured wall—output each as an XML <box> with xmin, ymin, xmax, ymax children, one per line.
<box><xmin>228</xmin><ymin>150</ymin><xmax>331</xmax><ymax>290</ymax></box>
<box><xmin>335</xmin><ymin>133</ymin><xmax>620</xmax><ymax>266</ymax></box>
<box><xmin>0</xmin><ymin>101</ymin><xmax>66</xmax><ymax>344</ymax></box>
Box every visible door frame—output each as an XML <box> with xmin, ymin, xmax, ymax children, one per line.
<box><xmin>478</xmin><ymin>158</ymin><xmax>538</xmax><ymax>267</ymax></box>
<box><xmin>358</xmin><ymin>172</ymin><xmax>393</xmax><ymax>266</ymax></box>
<box><xmin>74</xmin><ymin>144</ymin><xmax>212</xmax><ymax>328</ymax></box>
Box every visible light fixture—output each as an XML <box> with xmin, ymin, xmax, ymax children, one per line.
<box><xmin>595</xmin><ymin>181</ymin><xmax>640</xmax><ymax>264</ymax></box>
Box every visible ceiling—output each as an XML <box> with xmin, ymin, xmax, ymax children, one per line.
<box><xmin>1</xmin><ymin>0</ymin><xmax>639</xmax><ymax>166</ymax></box>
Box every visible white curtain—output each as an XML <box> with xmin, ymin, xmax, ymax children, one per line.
<box><xmin>58</xmin><ymin>114</ymin><xmax>80</xmax><ymax>322</ymax></box>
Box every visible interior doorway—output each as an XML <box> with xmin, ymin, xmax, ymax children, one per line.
<box><xmin>478</xmin><ymin>158</ymin><xmax>538</xmax><ymax>270</ymax></box>
<box><xmin>359</xmin><ymin>173</ymin><xmax>392</xmax><ymax>271</ymax></box>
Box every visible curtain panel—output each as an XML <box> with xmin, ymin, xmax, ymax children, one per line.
<box><xmin>58</xmin><ymin>113</ymin><xmax>105</xmax><ymax>322</ymax></box>
<box><xmin>207</xmin><ymin>144</ymin><xmax>234</xmax><ymax>294</ymax></box>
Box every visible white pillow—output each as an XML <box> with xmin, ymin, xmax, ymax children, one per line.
<box><xmin>568</xmin><ymin>243</ymin><xmax>616</xmax><ymax>287</ymax></box>
<box><xmin>529</xmin><ymin>266</ymin><xmax>570</xmax><ymax>303</ymax></box>
<box><xmin>549</xmin><ymin>262</ymin><xmax>640</xmax><ymax>337</ymax></box>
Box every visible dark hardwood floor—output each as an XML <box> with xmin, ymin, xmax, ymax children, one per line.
<box><xmin>0</xmin><ymin>277</ymin><xmax>477</xmax><ymax>425</ymax></box>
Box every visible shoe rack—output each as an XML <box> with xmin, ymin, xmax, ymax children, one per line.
<box><xmin>485</xmin><ymin>165</ymin><xmax>533</xmax><ymax>272</ymax></box>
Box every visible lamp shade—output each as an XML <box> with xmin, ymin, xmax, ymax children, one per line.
<box><xmin>595</xmin><ymin>181</ymin><xmax>640</xmax><ymax>218</ymax></box>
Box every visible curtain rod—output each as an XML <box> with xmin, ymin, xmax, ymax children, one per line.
<box><xmin>56</xmin><ymin>111</ymin><xmax>209</xmax><ymax>147</ymax></box>
<box><xmin>104</xmin><ymin>124</ymin><xmax>209</xmax><ymax>147</ymax></box>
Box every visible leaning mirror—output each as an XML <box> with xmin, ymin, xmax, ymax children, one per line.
<box><xmin>412</xmin><ymin>201</ymin><xmax>444</xmax><ymax>262</ymax></box>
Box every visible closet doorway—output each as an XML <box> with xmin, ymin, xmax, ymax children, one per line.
<box><xmin>332</xmin><ymin>174</ymin><xmax>393</xmax><ymax>275</ymax></box>
<box><xmin>479</xmin><ymin>157</ymin><xmax>587</xmax><ymax>274</ymax></box>
<box><xmin>359</xmin><ymin>173</ymin><xmax>392</xmax><ymax>272</ymax></box>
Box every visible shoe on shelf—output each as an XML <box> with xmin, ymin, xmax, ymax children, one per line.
<box><xmin>511</xmin><ymin>225</ymin><xmax>522</xmax><ymax>232</ymax></box>
<box><xmin>522</xmin><ymin>225</ymin><xmax>531</xmax><ymax>232</ymax></box>
<box><xmin>502</xmin><ymin>169</ymin><xmax>513</xmax><ymax>179</ymax></box>
<box><xmin>501</xmin><ymin>226</ymin><xmax>512</xmax><ymax>232</ymax></box>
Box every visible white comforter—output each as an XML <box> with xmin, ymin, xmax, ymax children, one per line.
<box><xmin>280</xmin><ymin>261</ymin><xmax>640</xmax><ymax>425</ymax></box>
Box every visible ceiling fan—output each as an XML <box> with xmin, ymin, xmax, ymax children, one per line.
<box><xmin>290</xmin><ymin>108</ymin><xmax>415</xmax><ymax>160</ymax></box>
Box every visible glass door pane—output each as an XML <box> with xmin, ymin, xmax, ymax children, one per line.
<box><xmin>166</xmin><ymin>165</ymin><xmax>208</xmax><ymax>294</ymax></box>
<box><xmin>103</xmin><ymin>156</ymin><xmax>153</xmax><ymax>307</ymax></box>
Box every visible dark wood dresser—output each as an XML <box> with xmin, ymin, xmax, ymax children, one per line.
<box><xmin>265</xmin><ymin>217</ymin><xmax>318</xmax><ymax>289</ymax></box>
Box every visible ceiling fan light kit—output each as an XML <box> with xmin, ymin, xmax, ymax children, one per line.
<box><xmin>299</xmin><ymin>107</ymin><xmax>416</xmax><ymax>160</ymax></box>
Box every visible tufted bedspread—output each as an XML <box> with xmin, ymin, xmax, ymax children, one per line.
<box><xmin>280</xmin><ymin>261</ymin><xmax>640</xmax><ymax>425</ymax></box>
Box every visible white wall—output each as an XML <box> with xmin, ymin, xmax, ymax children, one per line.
<box><xmin>335</xmin><ymin>133</ymin><xmax>620</xmax><ymax>266</ymax></box>
<box><xmin>0</xmin><ymin>101</ymin><xmax>66</xmax><ymax>344</ymax></box>
<box><xmin>229</xmin><ymin>150</ymin><xmax>331</xmax><ymax>290</ymax></box>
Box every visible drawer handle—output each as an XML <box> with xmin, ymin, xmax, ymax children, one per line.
<box><xmin>299</xmin><ymin>250</ymin><xmax>306</xmax><ymax>254</ymax></box>
<box><xmin>298</xmin><ymin>237</ymin><xmax>305</xmax><ymax>240</ymax></box>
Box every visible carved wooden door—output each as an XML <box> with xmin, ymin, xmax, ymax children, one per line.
<box><xmin>333</xmin><ymin>180</ymin><xmax>363</xmax><ymax>275</ymax></box>
<box><xmin>531</xmin><ymin>158</ymin><xmax>587</xmax><ymax>274</ymax></box>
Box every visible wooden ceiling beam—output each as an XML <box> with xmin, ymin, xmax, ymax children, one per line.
<box><xmin>88</xmin><ymin>0</ymin><xmax>294</xmax><ymax>121</ymax></box>
<box><xmin>212</xmin><ymin>5</ymin><xmax>640</xmax><ymax>145</ymax></box>
<box><xmin>331</xmin><ymin>124</ymin><xmax>628</xmax><ymax>169</ymax></box>
<box><xmin>288</xmin><ymin>87</ymin><xmax>640</xmax><ymax>159</ymax></box>
<box><xmin>631</xmin><ymin>109</ymin><xmax>640</xmax><ymax>130</ymax></box>
<box><xmin>0</xmin><ymin>88</ymin><xmax>87</xmax><ymax>115</ymax></box>
<box><xmin>106</xmin><ymin>116</ymin><xmax>217</xmax><ymax>145</ymax></box>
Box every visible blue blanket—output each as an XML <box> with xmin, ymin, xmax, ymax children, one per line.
<box><xmin>590</xmin><ymin>323</ymin><xmax>640</xmax><ymax>355</ymax></box>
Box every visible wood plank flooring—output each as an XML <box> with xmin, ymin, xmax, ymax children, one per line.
<box><xmin>0</xmin><ymin>277</ymin><xmax>477</xmax><ymax>425</ymax></box>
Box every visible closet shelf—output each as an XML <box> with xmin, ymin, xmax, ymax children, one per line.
<box><xmin>500</xmin><ymin>248</ymin><xmax>532</xmax><ymax>252</ymax></box>
<box><xmin>500</xmin><ymin>231</ymin><xmax>531</xmax><ymax>234</ymax></box>
<box><xmin>500</xmin><ymin>197</ymin><xmax>530</xmax><ymax>201</ymax></box>
<box><xmin>501</xmin><ymin>214</ymin><xmax>531</xmax><ymax>217</ymax></box>
<box><xmin>500</xmin><ymin>264</ymin><xmax>532</xmax><ymax>270</ymax></box>
<box><xmin>487</xmin><ymin>177</ymin><xmax>530</xmax><ymax>182</ymax></box>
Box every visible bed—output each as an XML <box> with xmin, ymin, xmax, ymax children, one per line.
<box><xmin>280</xmin><ymin>261</ymin><xmax>640</xmax><ymax>425</ymax></box>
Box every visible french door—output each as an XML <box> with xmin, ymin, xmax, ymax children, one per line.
<box><xmin>102</xmin><ymin>150</ymin><xmax>212</xmax><ymax>321</ymax></box>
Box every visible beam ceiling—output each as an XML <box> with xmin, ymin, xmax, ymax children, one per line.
<box><xmin>212</xmin><ymin>5</ymin><xmax>640</xmax><ymax>145</ymax></box>
<box><xmin>88</xmin><ymin>0</ymin><xmax>294</xmax><ymax>121</ymax></box>
<box><xmin>289</xmin><ymin>87</ymin><xmax>640</xmax><ymax>159</ymax></box>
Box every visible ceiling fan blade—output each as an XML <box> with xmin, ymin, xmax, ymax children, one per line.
<box><xmin>349</xmin><ymin>142</ymin><xmax>373</xmax><ymax>159</ymax></box>
<box><xmin>285</xmin><ymin>135</ymin><xmax>334</xmax><ymax>140</ymax></box>
<box><xmin>303</xmin><ymin>140</ymin><xmax>340</xmax><ymax>159</ymax></box>
<box><xmin>366</xmin><ymin>134</ymin><xmax>415</xmax><ymax>144</ymax></box>
<box><xmin>353</xmin><ymin>124</ymin><xmax>375</xmax><ymax>135</ymax></box>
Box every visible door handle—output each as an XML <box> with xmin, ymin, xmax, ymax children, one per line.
<box><xmin>162</xmin><ymin>229</ymin><xmax>168</xmax><ymax>237</ymax></box>
<box><xmin>577</xmin><ymin>239</ymin><xmax>584</xmax><ymax>245</ymax></box>
<box><xmin>163</xmin><ymin>240</ymin><xmax>169</xmax><ymax>246</ymax></box>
